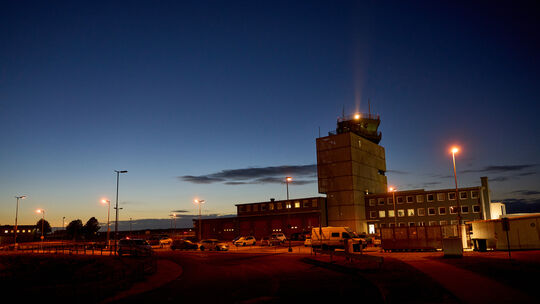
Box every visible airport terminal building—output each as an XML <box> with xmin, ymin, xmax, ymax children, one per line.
<box><xmin>196</xmin><ymin>113</ymin><xmax>492</xmax><ymax>240</ymax></box>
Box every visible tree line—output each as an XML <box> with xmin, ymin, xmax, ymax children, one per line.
<box><xmin>36</xmin><ymin>217</ymin><xmax>102</xmax><ymax>240</ymax></box>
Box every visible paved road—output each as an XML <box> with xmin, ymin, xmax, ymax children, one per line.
<box><xmin>114</xmin><ymin>250</ymin><xmax>383</xmax><ymax>303</ymax></box>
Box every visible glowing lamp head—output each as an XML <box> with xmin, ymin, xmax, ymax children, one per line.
<box><xmin>286</xmin><ymin>176</ymin><xmax>292</xmax><ymax>182</ymax></box>
<box><xmin>36</xmin><ymin>209</ymin><xmax>43</xmax><ymax>214</ymax></box>
<box><xmin>451</xmin><ymin>147</ymin><xmax>459</xmax><ymax>154</ymax></box>
<box><xmin>101</xmin><ymin>199</ymin><xmax>109</xmax><ymax>204</ymax></box>
<box><xmin>354</xmin><ymin>114</ymin><xmax>361</xmax><ymax>120</ymax></box>
<box><xmin>389</xmin><ymin>187</ymin><xmax>396</xmax><ymax>192</ymax></box>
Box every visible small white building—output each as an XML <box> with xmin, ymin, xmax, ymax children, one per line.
<box><xmin>470</xmin><ymin>213</ymin><xmax>540</xmax><ymax>250</ymax></box>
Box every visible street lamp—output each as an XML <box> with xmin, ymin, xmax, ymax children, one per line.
<box><xmin>194</xmin><ymin>199</ymin><xmax>205</xmax><ymax>240</ymax></box>
<box><xmin>36</xmin><ymin>209</ymin><xmax>45</xmax><ymax>248</ymax></box>
<box><xmin>14</xmin><ymin>195</ymin><xmax>26</xmax><ymax>249</ymax></box>
<box><xmin>389</xmin><ymin>187</ymin><xmax>397</xmax><ymax>228</ymax></box>
<box><xmin>451</xmin><ymin>147</ymin><xmax>462</xmax><ymax>235</ymax></box>
<box><xmin>101</xmin><ymin>199</ymin><xmax>111</xmax><ymax>248</ymax></box>
<box><xmin>114</xmin><ymin>170</ymin><xmax>127</xmax><ymax>249</ymax></box>
<box><xmin>285</xmin><ymin>176</ymin><xmax>292</xmax><ymax>200</ymax></box>
<box><xmin>285</xmin><ymin>176</ymin><xmax>293</xmax><ymax>252</ymax></box>
<box><xmin>171</xmin><ymin>213</ymin><xmax>177</xmax><ymax>231</ymax></box>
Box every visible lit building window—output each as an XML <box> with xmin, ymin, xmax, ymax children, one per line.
<box><xmin>286</xmin><ymin>203</ymin><xmax>292</xmax><ymax>209</ymax></box>
<box><xmin>269</xmin><ymin>203</ymin><xmax>274</xmax><ymax>210</ymax></box>
<box><xmin>294</xmin><ymin>201</ymin><xmax>300</xmax><ymax>208</ymax></box>
<box><xmin>397</xmin><ymin>209</ymin><xmax>405</xmax><ymax>217</ymax></box>
<box><xmin>388</xmin><ymin>210</ymin><xmax>395</xmax><ymax>217</ymax></box>
<box><xmin>378</xmin><ymin>210</ymin><xmax>386</xmax><ymax>218</ymax></box>
<box><xmin>407</xmin><ymin>209</ymin><xmax>415</xmax><ymax>216</ymax></box>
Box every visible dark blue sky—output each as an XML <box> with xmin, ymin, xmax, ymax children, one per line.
<box><xmin>2</xmin><ymin>1</ymin><xmax>539</xmax><ymax>228</ymax></box>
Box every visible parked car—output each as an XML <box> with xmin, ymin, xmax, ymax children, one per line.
<box><xmin>158</xmin><ymin>235</ymin><xmax>173</xmax><ymax>246</ymax></box>
<box><xmin>171</xmin><ymin>239</ymin><xmax>199</xmax><ymax>250</ymax></box>
<box><xmin>234</xmin><ymin>236</ymin><xmax>256</xmax><ymax>246</ymax></box>
<box><xmin>271</xmin><ymin>233</ymin><xmax>286</xmax><ymax>243</ymax></box>
<box><xmin>148</xmin><ymin>235</ymin><xmax>173</xmax><ymax>248</ymax></box>
<box><xmin>304</xmin><ymin>236</ymin><xmax>312</xmax><ymax>247</ymax></box>
<box><xmin>117</xmin><ymin>239</ymin><xmax>153</xmax><ymax>256</ymax></box>
<box><xmin>261</xmin><ymin>235</ymin><xmax>282</xmax><ymax>246</ymax></box>
<box><xmin>199</xmin><ymin>239</ymin><xmax>229</xmax><ymax>251</ymax></box>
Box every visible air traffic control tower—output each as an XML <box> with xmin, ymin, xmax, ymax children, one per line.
<box><xmin>316</xmin><ymin>113</ymin><xmax>388</xmax><ymax>233</ymax></box>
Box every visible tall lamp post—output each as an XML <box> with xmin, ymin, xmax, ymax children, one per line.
<box><xmin>114</xmin><ymin>170</ymin><xmax>127</xmax><ymax>249</ymax></box>
<box><xmin>285</xmin><ymin>176</ymin><xmax>293</xmax><ymax>252</ymax></box>
<box><xmin>14</xmin><ymin>195</ymin><xmax>27</xmax><ymax>249</ymax></box>
<box><xmin>36</xmin><ymin>209</ymin><xmax>45</xmax><ymax>249</ymax></box>
<box><xmin>389</xmin><ymin>187</ymin><xmax>397</xmax><ymax>228</ymax></box>
<box><xmin>101</xmin><ymin>199</ymin><xmax>111</xmax><ymax>247</ymax></box>
<box><xmin>194</xmin><ymin>199</ymin><xmax>205</xmax><ymax>240</ymax></box>
<box><xmin>451</xmin><ymin>147</ymin><xmax>462</xmax><ymax>236</ymax></box>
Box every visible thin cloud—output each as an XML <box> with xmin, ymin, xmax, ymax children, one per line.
<box><xmin>387</xmin><ymin>170</ymin><xmax>409</xmax><ymax>175</ymax></box>
<box><xmin>510</xmin><ymin>190</ymin><xmax>540</xmax><ymax>196</ymax></box>
<box><xmin>179</xmin><ymin>164</ymin><xmax>317</xmax><ymax>186</ymax></box>
<box><xmin>461</xmin><ymin>164</ymin><xmax>537</xmax><ymax>174</ymax></box>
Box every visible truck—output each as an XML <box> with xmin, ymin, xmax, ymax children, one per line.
<box><xmin>310</xmin><ymin>226</ymin><xmax>365</xmax><ymax>251</ymax></box>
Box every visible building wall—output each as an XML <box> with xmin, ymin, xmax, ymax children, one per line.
<box><xmin>196</xmin><ymin>197</ymin><xmax>325</xmax><ymax>240</ymax></box>
<box><xmin>317</xmin><ymin>132</ymin><xmax>387</xmax><ymax>233</ymax></box>
<box><xmin>196</xmin><ymin>212</ymin><xmax>321</xmax><ymax>240</ymax></box>
<box><xmin>365</xmin><ymin>186</ymin><xmax>486</xmax><ymax>233</ymax></box>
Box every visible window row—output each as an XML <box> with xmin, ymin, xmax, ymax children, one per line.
<box><xmin>369</xmin><ymin>191</ymin><xmax>480</xmax><ymax>206</ymax></box>
<box><xmin>239</xmin><ymin>199</ymin><xmax>318</xmax><ymax>212</ymax></box>
<box><xmin>378</xmin><ymin>220</ymin><xmax>460</xmax><ymax>228</ymax></box>
<box><xmin>369</xmin><ymin>205</ymin><xmax>480</xmax><ymax>219</ymax></box>
<box><xmin>4</xmin><ymin>229</ymin><xmax>33</xmax><ymax>233</ymax></box>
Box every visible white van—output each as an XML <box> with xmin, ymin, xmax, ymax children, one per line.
<box><xmin>310</xmin><ymin>227</ymin><xmax>365</xmax><ymax>251</ymax></box>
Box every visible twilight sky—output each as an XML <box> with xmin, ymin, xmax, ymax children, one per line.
<box><xmin>1</xmin><ymin>1</ymin><xmax>539</xmax><ymax>229</ymax></box>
